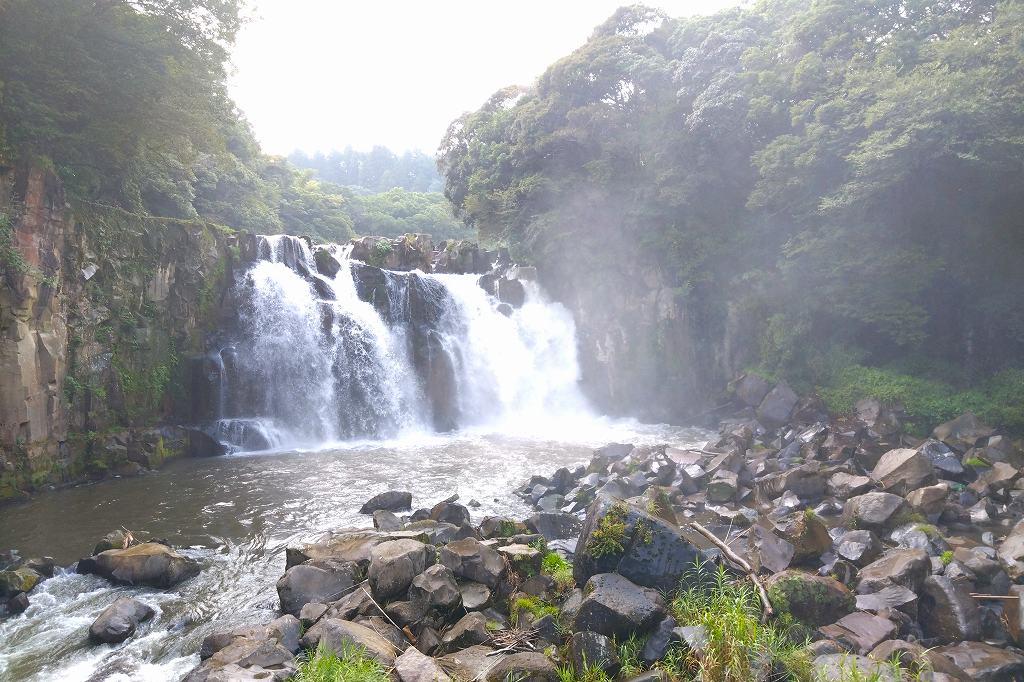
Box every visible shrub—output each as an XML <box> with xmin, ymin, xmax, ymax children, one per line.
<box><xmin>587</xmin><ymin>503</ymin><xmax>629</xmax><ymax>558</ymax></box>
<box><xmin>542</xmin><ymin>552</ymin><xmax>574</xmax><ymax>592</ymax></box>
<box><xmin>291</xmin><ymin>642</ymin><xmax>389</xmax><ymax>682</ymax></box>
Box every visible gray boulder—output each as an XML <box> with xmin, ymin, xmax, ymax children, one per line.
<box><xmin>85</xmin><ymin>543</ymin><xmax>200</xmax><ymax>588</ymax></box>
<box><xmin>919</xmin><ymin>575</ymin><xmax>982</xmax><ymax>642</ymax></box>
<box><xmin>843</xmin><ymin>492</ymin><xmax>905</xmax><ymax>530</ymax></box>
<box><xmin>485</xmin><ymin>652</ymin><xmax>558</xmax><ymax>682</ymax></box>
<box><xmin>88</xmin><ymin>597</ymin><xmax>155</xmax><ymax>644</ymax></box>
<box><xmin>871</xmin><ymin>448</ymin><xmax>936</xmax><ymax>495</ymax></box>
<box><xmin>360</xmin><ymin>490</ymin><xmax>413</xmax><ymax>514</ymax></box>
<box><xmin>368</xmin><ymin>539</ymin><xmax>432</xmax><ymax>601</ymax></box>
<box><xmin>439</xmin><ymin>539</ymin><xmax>506</xmax><ymax>587</ymax></box>
<box><xmin>572</xmin><ymin>573</ymin><xmax>666</xmax><ymax>640</ymax></box>
<box><xmin>394</xmin><ymin>646</ymin><xmax>452</xmax><ymax>682</ymax></box>
<box><xmin>756</xmin><ymin>382</ymin><xmax>799</xmax><ymax>426</ymax></box>
<box><xmin>277</xmin><ymin>562</ymin><xmax>357</xmax><ymax>616</ymax></box>
<box><xmin>568</xmin><ymin>631</ymin><xmax>619</xmax><ymax>675</ymax></box>
<box><xmin>408</xmin><ymin>564</ymin><xmax>461</xmax><ymax>610</ymax></box>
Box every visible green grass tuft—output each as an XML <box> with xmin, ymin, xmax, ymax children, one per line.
<box><xmin>542</xmin><ymin>552</ymin><xmax>575</xmax><ymax>592</ymax></box>
<box><xmin>290</xmin><ymin>642</ymin><xmax>389</xmax><ymax>682</ymax></box>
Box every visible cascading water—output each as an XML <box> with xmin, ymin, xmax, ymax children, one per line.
<box><xmin>208</xmin><ymin>235</ymin><xmax>595</xmax><ymax>449</ymax></box>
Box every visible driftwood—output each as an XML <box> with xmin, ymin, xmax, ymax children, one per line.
<box><xmin>487</xmin><ymin>627</ymin><xmax>539</xmax><ymax>655</ymax></box>
<box><xmin>686</xmin><ymin>521</ymin><xmax>775</xmax><ymax>621</ymax></box>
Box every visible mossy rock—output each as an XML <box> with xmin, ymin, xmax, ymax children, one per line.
<box><xmin>766</xmin><ymin>569</ymin><xmax>855</xmax><ymax>628</ymax></box>
<box><xmin>0</xmin><ymin>567</ymin><xmax>41</xmax><ymax>597</ymax></box>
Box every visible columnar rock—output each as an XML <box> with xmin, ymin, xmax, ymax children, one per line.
<box><xmin>368</xmin><ymin>539</ymin><xmax>432</xmax><ymax>601</ymax></box>
<box><xmin>871</xmin><ymin>448</ymin><xmax>936</xmax><ymax>495</ymax></box>
<box><xmin>572</xmin><ymin>573</ymin><xmax>666</xmax><ymax>640</ymax></box>
<box><xmin>439</xmin><ymin>538</ymin><xmax>506</xmax><ymax>587</ymax></box>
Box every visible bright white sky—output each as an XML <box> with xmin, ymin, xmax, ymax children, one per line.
<box><xmin>229</xmin><ymin>1</ymin><xmax>741</xmax><ymax>156</ymax></box>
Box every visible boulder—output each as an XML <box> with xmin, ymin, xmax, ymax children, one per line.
<box><xmin>360</xmin><ymin>490</ymin><xmax>413</xmax><ymax>514</ymax></box>
<box><xmin>186</xmin><ymin>428</ymin><xmax>228</xmax><ymax>457</ymax></box>
<box><xmin>311</xmin><ymin>619</ymin><xmax>398</xmax><ymax>666</ymax></box>
<box><xmin>368</xmin><ymin>539</ymin><xmax>432</xmax><ymax>601</ymax></box>
<box><xmin>919</xmin><ymin>575</ymin><xmax>982</xmax><ymax>642</ymax></box>
<box><xmin>485</xmin><ymin>652</ymin><xmax>558</xmax><ymax>682</ymax></box>
<box><xmin>373</xmin><ymin>510</ymin><xmax>403</xmax><ymax>531</ymax></box>
<box><xmin>526</xmin><ymin>512</ymin><xmax>582</xmax><ymax>541</ymax></box>
<box><xmin>430</xmin><ymin>500</ymin><xmax>472</xmax><ymax>527</ymax></box>
<box><xmin>745</xmin><ymin>524</ymin><xmax>794</xmax><ymax>573</ymax></box>
<box><xmin>937</xmin><ymin>642</ymin><xmax>1024</xmax><ymax>681</ymax></box>
<box><xmin>394</xmin><ymin>646</ymin><xmax>452</xmax><ymax>682</ymax></box>
<box><xmin>856</xmin><ymin>549</ymin><xmax>929</xmax><ymax>594</ymax></box>
<box><xmin>997</xmin><ymin>518</ymin><xmax>1024</xmax><ymax>580</ymax></box>
<box><xmin>439</xmin><ymin>612</ymin><xmax>490</xmax><ymax>654</ymax></box>
<box><xmin>818</xmin><ymin>612</ymin><xmax>896</xmax><ymax>655</ymax></box>
<box><xmin>905</xmin><ymin>484</ymin><xmax>949</xmax><ymax>517</ymax></box>
<box><xmin>574</xmin><ymin>496</ymin><xmax>701</xmax><ymax>592</ymax></box>
<box><xmin>843</xmin><ymin>492</ymin><xmax>905</xmax><ymax>530</ymax></box>
<box><xmin>572</xmin><ymin>573</ymin><xmax>666</xmax><ymax>640</ymax></box>
<box><xmin>756</xmin><ymin>382</ymin><xmax>799</xmax><ymax>426</ymax></box>
<box><xmin>835</xmin><ymin>530</ymin><xmax>883</xmax><ymax>566</ymax></box>
<box><xmin>765</xmin><ymin>571</ymin><xmax>855</xmax><ymax>628</ymax></box>
<box><xmin>85</xmin><ymin>543</ymin><xmax>200</xmax><ymax>588</ymax></box>
<box><xmin>437</xmin><ymin>645</ymin><xmax>509</xmax><ymax>681</ymax></box>
<box><xmin>778</xmin><ymin>511</ymin><xmax>832</xmax><ymax>564</ymax></box>
<box><xmin>734</xmin><ymin>373</ymin><xmax>772</xmax><ymax>408</ymax></box>
<box><xmin>755</xmin><ymin>463</ymin><xmax>827</xmax><ymax>504</ymax></box>
<box><xmin>496</xmin><ymin>279</ymin><xmax>526</xmax><ymax>308</ymax></box>
<box><xmin>813</xmin><ymin>653</ymin><xmax>899</xmax><ymax>682</ymax></box>
<box><xmin>88</xmin><ymin>597</ymin><xmax>155</xmax><ymax>644</ymax></box>
<box><xmin>277</xmin><ymin>562</ymin><xmax>357</xmax><ymax>616</ymax></box>
<box><xmin>706</xmin><ymin>470</ymin><xmax>738</xmax><ymax>502</ymax></box>
<box><xmin>826</xmin><ymin>472</ymin><xmax>873</xmax><ymax>499</ymax></box>
<box><xmin>439</xmin><ymin>538</ymin><xmax>506</xmax><ymax>587</ymax></box>
<box><xmin>0</xmin><ymin>566</ymin><xmax>41</xmax><ymax>597</ymax></box>
<box><xmin>871</xmin><ymin>448</ymin><xmax>936</xmax><ymax>495</ymax></box>
<box><xmin>933</xmin><ymin>413</ymin><xmax>994</xmax><ymax>450</ymax></box>
<box><xmin>459</xmin><ymin>581</ymin><xmax>491</xmax><ymax>610</ymax></box>
<box><xmin>408</xmin><ymin>564</ymin><xmax>461</xmax><ymax>610</ymax></box>
<box><xmin>286</xmin><ymin>529</ymin><xmax>385</xmax><ymax>570</ymax></box>
<box><xmin>568</xmin><ymin>631</ymin><xmax>619</xmax><ymax>675</ymax></box>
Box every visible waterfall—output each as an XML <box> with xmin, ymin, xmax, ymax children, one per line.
<box><xmin>208</xmin><ymin>235</ymin><xmax>592</xmax><ymax>450</ymax></box>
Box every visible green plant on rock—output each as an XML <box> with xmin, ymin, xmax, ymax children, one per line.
<box><xmin>670</xmin><ymin>560</ymin><xmax>812</xmax><ymax>682</ymax></box>
<box><xmin>542</xmin><ymin>552</ymin><xmax>575</xmax><ymax>592</ymax></box>
<box><xmin>941</xmin><ymin>550</ymin><xmax>954</xmax><ymax>567</ymax></box>
<box><xmin>616</xmin><ymin>634</ymin><xmax>646</xmax><ymax>678</ymax></box>
<box><xmin>290</xmin><ymin>642</ymin><xmax>389</xmax><ymax>682</ymax></box>
<box><xmin>556</xmin><ymin>662</ymin><xmax>613</xmax><ymax>682</ymax></box>
<box><xmin>510</xmin><ymin>596</ymin><xmax>559</xmax><ymax>627</ymax></box>
<box><xmin>587</xmin><ymin>503</ymin><xmax>629</xmax><ymax>558</ymax></box>
<box><xmin>964</xmin><ymin>456</ymin><xmax>989</xmax><ymax>469</ymax></box>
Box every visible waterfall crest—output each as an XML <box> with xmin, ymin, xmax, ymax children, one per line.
<box><xmin>203</xmin><ymin>235</ymin><xmax>592</xmax><ymax>450</ymax></box>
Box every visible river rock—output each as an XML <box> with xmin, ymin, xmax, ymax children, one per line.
<box><xmin>526</xmin><ymin>512</ymin><xmax>582</xmax><ymax>540</ymax></box>
<box><xmin>574</xmin><ymin>496</ymin><xmax>701</xmax><ymax>592</ymax></box>
<box><xmin>765</xmin><ymin>571</ymin><xmax>855</xmax><ymax>628</ymax></box>
<box><xmin>937</xmin><ymin>641</ymin><xmax>1024</xmax><ymax>681</ymax></box>
<box><xmin>394</xmin><ymin>646</ymin><xmax>452</xmax><ymax>682</ymax></box>
<box><xmin>818</xmin><ymin>612</ymin><xmax>896</xmax><ymax>654</ymax></box>
<box><xmin>843</xmin><ymin>492</ymin><xmax>905</xmax><ymax>530</ymax></box>
<box><xmin>871</xmin><ymin>447</ymin><xmax>936</xmax><ymax>495</ymax></box>
<box><xmin>277</xmin><ymin>561</ymin><xmax>357</xmax><ymax>615</ymax></box>
<box><xmin>439</xmin><ymin>538</ymin><xmax>506</xmax><ymax>587</ymax></box>
<box><xmin>826</xmin><ymin>472</ymin><xmax>873</xmax><ymax>499</ymax></box>
<box><xmin>186</xmin><ymin>428</ymin><xmax>227</xmax><ymax>457</ymax></box>
<box><xmin>485</xmin><ymin>652</ymin><xmax>558</xmax><ymax>682</ymax></box>
<box><xmin>813</xmin><ymin>653</ymin><xmax>899</xmax><ymax>682</ymax></box>
<box><xmin>572</xmin><ymin>573</ymin><xmax>666</xmax><ymax>640</ymax></box>
<box><xmin>85</xmin><ymin>542</ymin><xmax>200</xmax><ymax>588</ymax></box>
<box><xmin>439</xmin><ymin>612</ymin><xmax>490</xmax><ymax>654</ymax></box>
<box><xmin>310</xmin><ymin>618</ymin><xmax>398</xmax><ymax>666</ymax></box>
<box><xmin>368</xmin><ymin>539</ymin><xmax>432</xmax><ymax>601</ymax></box>
<box><xmin>856</xmin><ymin>548</ymin><xmax>929</xmax><ymax>594</ymax></box>
<box><xmin>0</xmin><ymin>566</ymin><xmax>41</xmax><ymax>597</ymax></box>
<box><xmin>756</xmin><ymin>382</ymin><xmax>799</xmax><ymax>426</ymax></box>
<box><xmin>360</xmin><ymin>490</ymin><xmax>413</xmax><ymax>514</ymax></box>
<box><xmin>779</xmin><ymin>511</ymin><xmax>833</xmax><ymax>564</ymax></box>
<box><xmin>286</xmin><ymin>529</ymin><xmax>385</xmax><ymax>570</ymax></box>
<box><xmin>836</xmin><ymin>529</ymin><xmax>883</xmax><ymax>566</ymax></box>
<box><xmin>569</xmin><ymin>631</ymin><xmax>619</xmax><ymax>675</ymax></box>
<box><xmin>919</xmin><ymin>575</ymin><xmax>982</xmax><ymax>642</ymax></box>
<box><xmin>734</xmin><ymin>373</ymin><xmax>772</xmax><ymax>407</ymax></box>
<box><xmin>408</xmin><ymin>564</ymin><xmax>461</xmax><ymax>610</ymax></box>
<box><xmin>755</xmin><ymin>463</ymin><xmax>827</xmax><ymax>504</ymax></box>
<box><xmin>88</xmin><ymin>597</ymin><xmax>155</xmax><ymax>644</ymax></box>
<box><xmin>906</xmin><ymin>483</ymin><xmax>949</xmax><ymax>516</ymax></box>
<box><xmin>933</xmin><ymin>413</ymin><xmax>994</xmax><ymax>450</ymax></box>
<box><xmin>430</xmin><ymin>500</ymin><xmax>472</xmax><ymax>527</ymax></box>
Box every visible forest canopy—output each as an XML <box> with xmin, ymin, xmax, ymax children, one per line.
<box><xmin>438</xmin><ymin>0</ymin><xmax>1024</xmax><ymax>429</ymax></box>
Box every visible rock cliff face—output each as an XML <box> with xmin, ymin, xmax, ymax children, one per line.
<box><xmin>0</xmin><ymin>162</ymin><xmax>234</xmax><ymax>500</ymax></box>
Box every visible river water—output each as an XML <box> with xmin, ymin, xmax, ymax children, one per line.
<box><xmin>0</xmin><ymin>422</ymin><xmax>711</xmax><ymax>681</ymax></box>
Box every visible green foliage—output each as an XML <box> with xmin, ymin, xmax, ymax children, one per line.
<box><xmin>670</xmin><ymin>561</ymin><xmax>812</xmax><ymax>682</ymax></box>
<box><xmin>290</xmin><ymin>642</ymin><xmax>389</xmax><ymax>682</ymax></box>
<box><xmin>541</xmin><ymin>552</ymin><xmax>575</xmax><ymax>592</ymax></box>
<box><xmin>0</xmin><ymin>210</ymin><xmax>29</xmax><ymax>275</ymax></box>
<box><xmin>290</xmin><ymin>146</ymin><xmax>443</xmax><ymax>193</ymax></box>
<box><xmin>556</xmin><ymin>662</ymin><xmax>613</xmax><ymax>682</ymax></box>
<box><xmin>509</xmin><ymin>596</ymin><xmax>559</xmax><ymax>627</ymax></box>
<box><xmin>825</xmin><ymin>654</ymin><xmax>908</xmax><ymax>682</ymax></box>
<box><xmin>941</xmin><ymin>550</ymin><xmax>955</xmax><ymax>566</ymax></box>
<box><xmin>346</xmin><ymin>188</ymin><xmax>474</xmax><ymax>240</ymax></box>
<box><xmin>616</xmin><ymin>635</ymin><xmax>646</xmax><ymax>679</ymax></box>
<box><xmin>587</xmin><ymin>503</ymin><xmax>629</xmax><ymax>558</ymax></box>
<box><xmin>964</xmin><ymin>455</ymin><xmax>990</xmax><ymax>468</ymax></box>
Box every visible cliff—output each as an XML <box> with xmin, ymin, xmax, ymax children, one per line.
<box><xmin>0</xmin><ymin>162</ymin><xmax>235</xmax><ymax>500</ymax></box>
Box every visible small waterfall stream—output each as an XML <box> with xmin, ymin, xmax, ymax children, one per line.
<box><xmin>206</xmin><ymin>235</ymin><xmax>594</xmax><ymax>450</ymax></box>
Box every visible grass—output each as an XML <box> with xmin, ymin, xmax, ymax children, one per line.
<box><xmin>542</xmin><ymin>552</ymin><xmax>575</xmax><ymax>592</ymax></box>
<box><xmin>827</xmin><ymin>653</ymin><xmax>909</xmax><ymax>682</ymax></box>
<box><xmin>290</xmin><ymin>642</ymin><xmax>389</xmax><ymax>682</ymax></box>
<box><xmin>668</xmin><ymin>560</ymin><xmax>812</xmax><ymax>682</ymax></box>
<box><xmin>616</xmin><ymin>634</ymin><xmax>646</xmax><ymax>678</ymax></box>
<box><xmin>941</xmin><ymin>550</ymin><xmax>954</xmax><ymax>566</ymax></box>
<box><xmin>510</xmin><ymin>596</ymin><xmax>560</xmax><ymax>627</ymax></box>
<box><xmin>556</xmin><ymin>663</ymin><xmax>614</xmax><ymax>682</ymax></box>
<box><xmin>964</xmin><ymin>456</ymin><xmax>990</xmax><ymax>468</ymax></box>
<box><xmin>587</xmin><ymin>503</ymin><xmax>629</xmax><ymax>558</ymax></box>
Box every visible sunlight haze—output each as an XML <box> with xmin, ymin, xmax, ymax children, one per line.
<box><xmin>230</xmin><ymin>0</ymin><xmax>742</xmax><ymax>155</ymax></box>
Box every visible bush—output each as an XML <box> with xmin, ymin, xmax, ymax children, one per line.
<box><xmin>291</xmin><ymin>642</ymin><xmax>389</xmax><ymax>682</ymax></box>
<box><xmin>541</xmin><ymin>552</ymin><xmax>575</xmax><ymax>592</ymax></box>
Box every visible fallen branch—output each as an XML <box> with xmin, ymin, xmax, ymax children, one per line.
<box><xmin>686</xmin><ymin>521</ymin><xmax>774</xmax><ymax>621</ymax></box>
<box><xmin>487</xmin><ymin>627</ymin><xmax>539</xmax><ymax>655</ymax></box>
<box><xmin>361</xmin><ymin>587</ymin><xmax>416</xmax><ymax>644</ymax></box>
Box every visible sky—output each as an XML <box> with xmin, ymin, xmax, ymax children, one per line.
<box><xmin>228</xmin><ymin>0</ymin><xmax>742</xmax><ymax>156</ymax></box>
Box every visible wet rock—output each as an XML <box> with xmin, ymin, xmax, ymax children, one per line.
<box><xmin>277</xmin><ymin>562</ymin><xmax>357</xmax><ymax>616</ymax></box>
<box><xmin>855</xmin><ymin>585</ymin><xmax>919</xmax><ymax>618</ymax></box>
<box><xmin>843</xmin><ymin>492</ymin><xmax>905</xmax><ymax>530</ymax></box>
<box><xmin>969</xmin><ymin>461</ymin><xmax>1019</xmax><ymax>498</ymax></box>
<box><xmin>857</xmin><ymin>549</ymin><xmax>929</xmax><ymax>594</ymax></box>
<box><xmin>526</xmin><ymin>512</ymin><xmax>582</xmax><ymax>541</ymax></box>
<box><xmin>408</xmin><ymin>564</ymin><xmax>461</xmax><ymax>610</ymax></box>
<box><xmin>88</xmin><ymin>597</ymin><xmax>155</xmax><ymax>644</ymax></box>
<box><xmin>933</xmin><ymin>413</ymin><xmax>994</xmax><ymax>450</ymax></box>
<box><xmin>574</xmin><ymin>496</ymin><xmax>701</xmax><ymax>592</ymax></box>
<box><xmin>836</xmin><ymin>529</ymin><xmax>883</xmax><ymax>566</ymax></box>
<box><xmin>755</xmin><ymin>463</ymin><xmax>827</xmax><ymax>504</ymax></box>
<box><xmin>569</xmin><ymin>631</ymin><xmax>620</xmax><ymax>675</ymax></box>
<box><xmin>485</xmin><ymin>652</ymin><xmax>558</xmax><ymax>682</ymax></box>
<box><xmin>756</xmin><ymin>382</ymin><xmax>799</xmax><ymax>426</ymax></box>
<box><xmin>826</xmin><ymin>472</ymin><xmax>873</xmax><ymax>499</ymax></box>
<box><xmin>394</xmin><ymin>646</ymin><xmax>452</xmax><ymax>682</ymax></box>
<box><xmin>919</xmin><ymin>439</ymin><xmax>965</xmax><ymax>479</ymax></box>
<box><xmin>745</xmin><ymin>524</ymin><xmax>795</xmax><ymax>573</ymax></box>
<box><xmin>5</xmin><ymin>592</ymin><xmax>29</xmax><ymax>615</ymax></box>
<box><xmin>919</xmin><ymin>575</ymin><xmax>982</xmax><ymax>642</ymax></box>
<box><xmin>368</xmin><ymin>539</ymin><xmax>432</xmax><ymax>601</ymax></box>
<box><xmin>0</xmin><ymin>566</ymin><xmax>41</xmax><ymax>597</ymax></box>
<box><xmin>372</xmin><ymin>510</ymin><xmax>403</xmax><ymax>532</ymax></box>
<box><xmin>937</xmin><ymin>641</ymin><xmax>1024</xmax><ymax>681</ymax></box>
<box><xmin>298</xmin><ymin>602</ymin><xmax>327</xmax><ymax>628</ymax></box>
<box><xmin>286</xmin><ymin>530</ymin><xmax>385</xmax><ymax>570</ymax></box>
<box><xmin>360</xmin><ymin>490</ymin><xmax>413</xmax><ymax>514</ymax></box>
<box><xmin>779</xmin><ymin>511</ymin><xmax>833</xmax><ymax>564</ymax></box>
<box><xmin>439</xmin><ymin>612</ymin><xmax>490</xmax><ymax>654</ymax></box>
<box><xmin>84</xmin><ymin>542</ymin><xmax>200</xmax><ymax>588</ymax></box>
<box><xmin>439</xmin><ymin>538</ymin><xmax>506</xmax><ymax>588</ymax></box>
<box><xmin>871</xmin><ymin>448</ymin><xmax>936</xmax><ymax>495</ymax></box>
<box><xmin>706</xmin><ymin>470</ymin><xmax>738</xmax><ymax>502</ymax></box>
<box><xmin>572</xmin><ymin>573</ymin><xmax>666</xmax><ymax>640</ymax></box>
<box><xmin>496</xmin><ymin>278</ymin><xmax>526</xmax><ymax>308</ymax></box>
<box><xmin>315</xmin><ymin>618</ymin><xmax>398</xmax><ymax>666</ymax></box>
<box><xmin>765</xmin><ymin>571</ymin><xmax>855</xmax><ymax>628</ymax></box>
<box><xmin>734</xmin><ymin>373</ymin><xmax>772</xmax><ymax>407</ymax></box>
<box><xmin>818</xmin><ymin>612</ymin><xmax>896</xmax><ymax>654</ymax></box>
<box><xmin>813</xmin><ymin>653</ymin><xmax>899</xmax><ymax>682</ymax></box>
<box><xmin>996</xmin><ymin>519</ymin><xmax>1024</xmax><ymax>580</ymax></box>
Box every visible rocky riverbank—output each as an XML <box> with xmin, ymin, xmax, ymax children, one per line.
<box><xmin>4</xmin><ymin>378</ymin><xmax>1024</xmax><ymax>680</ymax></box>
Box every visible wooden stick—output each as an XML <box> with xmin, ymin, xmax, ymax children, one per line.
<box><xmin>686</xmin><ymin>521</ymin><xmax>775</xmax><ymax>621</ymax></box>
<box><xmin>362</xmin><ymin>587</ymin><xmax>416</xmax><ymax>644</ymax></box>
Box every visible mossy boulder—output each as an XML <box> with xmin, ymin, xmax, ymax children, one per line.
<box><xmin>0</xmin><ymin>566</ymin><xmax>42</xmax><ymax>597</ymax></box>
<box><xmin>766</xmin><ymin>570</ymin><xmax>855</xmax><ymax>628</ymax></box>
